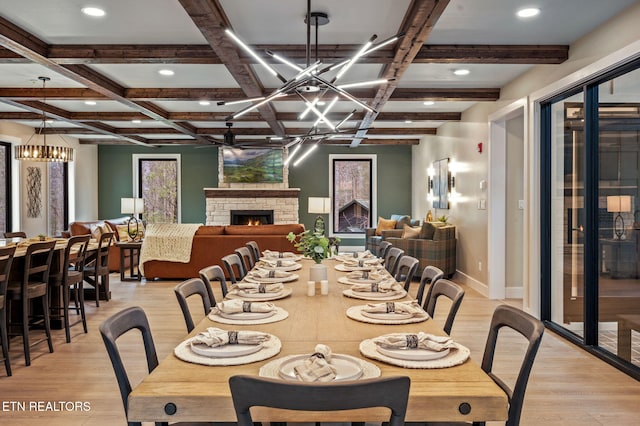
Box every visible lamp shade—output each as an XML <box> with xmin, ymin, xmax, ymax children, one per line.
<box><xmin>606</xmin><ymin>195</ymin><xmax>631</xmax><ymax>213</ymax></box>
<box><xmin>308</xmin><ymin>197</ymin><xmax>331</xmax><ymax>214</ymax></box>
<box><xmin>121</xmin><ymin>197</ymin><xmax>144</xmax><ymax>214</ymax></box>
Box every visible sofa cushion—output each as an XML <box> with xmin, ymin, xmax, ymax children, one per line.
<box><xmin>401</xmin><ymin>224</ymin><xmax>421</xmax><ymax>239</ymax></box>
<box><xmin>70</xmin><ymin>220</ymin><xmax>101</xmax><ymax>236</ymax></box>
<box><xmin>105</xmin><ymin>217</ymin><xmax>133</xmax><ymax>241</ymax></box>
<box><xmin>375</xmin><ymin>217</ymin><xmax>397</xmax><ymax>236</ymax></box>
<box><xmin>419</xmin><ymin>221</ymin><xmax>446</xmax><ymax>239</ymax></box>
<box><xmin>196</xmin><ymin>225</ymin><xmax>225</xmax><ymax>235</ymax></box>
<box><xmin>115</xmin><ymin>224</ymin><xmax>131</xmax><ymax>241</ymax></box>
<box><xmin>390</xmin><ymin>214</ymin><xmax>411</xmax><ymax>229</ymax></box>
<box><xmin>224</xmin><ymin>224</ymin><xmax>305</xmax><ymax>235</ymax></box>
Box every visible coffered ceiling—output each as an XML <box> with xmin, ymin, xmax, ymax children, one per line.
<box><xmin>0</xmin><ymin>0</ymin><xmax>636</xmax><ymax>148</ymax></box>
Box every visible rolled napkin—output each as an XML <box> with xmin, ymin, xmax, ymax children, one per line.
<box><xmin>346</xmin><ymin>270</ymin><xmax>386</xmax><ymax>283</ymax></box>
<box><xmin>373</xmin><ymin>332</ymin><xmax>455</xmax><ymax>352</ymax></box>
<box><xmin>190</xmin><ymin>327</ymin><xmax>271</xmax><ymax>348</ymax></box>
<box><xmin>247</xmin><ymin>268</ymin><xmax>292</xmax><ymax>279</ymax></box>
<box><xmin>362</xmin><ymin>300</ymin><xmax>424</xmax><ymax>316</ymax></box>
<box><xmin>232</xmin><ymin>282</ymin><xmax>285</xmax><ymax>294</ymax></box>
<box><xmin>212</xmin><ymin>299</ymin><xmax>276</xmax><ymax>314</ymax></box>
<box><xmin>342</xmin><ymin>257</ymin><xmax>383</xmax><ymax>267</ymax></box>
<box><xmin>258</xmin><ymin>259</ymin><xmax>298</xmax><ymax>268</ymax></box>
<box><xmin>351</xmin><ymin>280</ymin><xmax>403</xmax><ymax>294</ymax></box>
<box><xmin>263</xmin><ymin>250</ymin><xmax>297</xmax><ymax>259</ymax></box>
<box><xmin>293</xmin><ymin>344</ymin><xmax>337</xmax><ymax>382</ymax></box>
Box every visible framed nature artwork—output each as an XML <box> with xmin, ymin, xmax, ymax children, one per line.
<box><xmin>432</xmin><ymin>158</ymin><xmax>450</xmax><ymax>209</ymax></box>
<box><xmin>222</xmin><ymin>148</ymin><xmax>283</xmax><ymax>183</ymax></box>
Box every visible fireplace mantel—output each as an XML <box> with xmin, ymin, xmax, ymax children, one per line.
<box><xmin>204</xmin><ymin>188</ymin><xmax>300</xmax><ymax>198</ymax></box>
<box><xmin>204</xmin><ymin>187</ymin><xmax>300</xmax><ymax>225</ymax></box>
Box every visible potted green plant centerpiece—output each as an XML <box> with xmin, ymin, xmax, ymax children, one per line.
<box><xmin>287</xmin><ymin>230</ymin><xmax>339</xmax><ymax>282</ymax></box>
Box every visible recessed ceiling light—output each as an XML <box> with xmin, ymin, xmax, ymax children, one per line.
<box><xmin>158</xmin><ymin>69</ymin><xmax>175</xmax><ymax>76</ymax></box>
<box><xmin>84</xmin><ymin>100</ymin><xmax>97</xmax><ymax>106</ymax></box>
<box><xmin>131</xmin><ymin>119</ymin><xmax>142</xmax><ymax>124</ymax></box>
<box><xmin>199</xmin><ymin>100</ymin><xmax>210</xmax><ymax>106</ymax></box>
<box><xmin>81</xmin><ymin>7</ymin><xmax>105</xmax><ymax>17</ymax></box>
<box><xmin>404</xmin><ymin>120</ymin><xmax>413</xmax><ymax>124</ymax></box>
<box><xmin>423</xmin><ymin>101</ymin><xmax>435</xmax><ymax>106</ymax></box>
<box><xmin>516</xmin><ymin>7</ymin><xmax>540</xmax><ymax>18</ymax></box>
<box><xmin>453</xmin><ymin>69</ymin><xmax>470</xmax><ymax>76</ymax></box>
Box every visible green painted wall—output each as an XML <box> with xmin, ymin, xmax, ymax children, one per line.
<box><xmin>288</xmin><ymin>145</ymin><xmax>413</xmax><ymax>246</ymax></box>
<box><xmin>98</xmin><ymin>145</ymin><xmax>218</xmax><ymax>222</ymax></box>
<box><xmin>98</xmin><ymin>144</ymin><xmax>412</xmax><ymax>246</ymax></box>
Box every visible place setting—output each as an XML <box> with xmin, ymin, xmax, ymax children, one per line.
<box><xmin>335</xmin><ymin>256</ymin><xmax>384</xmax><ymax>272</ymax></box>
<box><xmin>333</xmin><ymin>250</ymin><xmax>376</xmax><ymax>263</ymax></box>
<box><xmin>244</xmin><ymin>268</ymin><xmax>299</xmax><ymax>283</ymax></box>
<box><xmin>359</xmin><ymin>332</ymin><xmax>470</xmax><ymax>369</ymax></box>
<box><xmin>226</xmin><ymin>282</ymin><xmax>293</xmax><ymax>301</ymax></box>
<box><xmin>346</xmin><ymin>300</ymin><xmax>429</xmax><ymax>325</ymax></box>
<box><xmin>337</xmin><ymin>270</ymin><xmax>389</xmax><ymax>286</ymax></box>
<box><xmin>261</xmin><ymin>250</ymin><xmax>303</xmax><ymax>261</ymax></box>
<box><xmin>174</xmin><ymin>327</ymin><xmax>282</xmax><ymax>366</ymax></box>
<box><xmin>342</xmin><ymin>280</ymin><xmax>407</xmax><ymax>301</ymax></box>
<box><xmin>208</xmin><ymin>299</ymin><xmax>289</xmax><ymax>325</ymax></box>
<box><xmin>256</xmin><ymin>258</ymin><xmax>303</xmax><ymax>272</ymax></box>
<box><xmin>259</xmin><ymin>343</ymin><xmax>380</xmax><ymax>382</ymax></box>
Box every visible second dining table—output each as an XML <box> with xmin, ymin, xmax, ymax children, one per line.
<box><xmin>127</xmin><ymin>254</ymin><xmax>508</xmax><ymax>423</ymax></box>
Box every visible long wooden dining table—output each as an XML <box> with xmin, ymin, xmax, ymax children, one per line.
<box><xmin>127</xmin><ymin>257</ymin><xmax>508</xmax><ymax>423</ymax></box>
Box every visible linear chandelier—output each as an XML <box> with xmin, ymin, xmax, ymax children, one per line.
<box><xmin>15</xmin><ymin>76</ymin><xmax>74</xmax><ymax>162</ymax></box>
<box><xmin>219</xmin><ymin>0</ymin><xmax>403</xmax><ymax>165</ymax></box>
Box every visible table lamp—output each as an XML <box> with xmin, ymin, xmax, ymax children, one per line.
<box><xmin>308</xmin><ymin>197</ymin><xmax>331</xmax><ymax>235</ymax></box>
<box><xmin>606</xmin><ymin>195</ymin><xmax>631</xmax><ymax>239</ymax></box>
<box><xmin>121</xmin><ymin>197</ymin><xmax>144</xmax><ymax>241</ymax></box>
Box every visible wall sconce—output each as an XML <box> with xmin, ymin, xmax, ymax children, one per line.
<box><xmin>450</xmin><ymin>175</ymin><xmax>456</xmax><ymax>190</ymax></box>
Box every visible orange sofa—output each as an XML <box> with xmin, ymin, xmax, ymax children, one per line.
<box><xmin>64</xmin><ymin>217</ymin><xmax>132</xmax><ymax>272</ymax></box>
<box><xmin>142</xmin><ymin>223</ymin><xmax>304</xmax><ymax>280</ymax></box>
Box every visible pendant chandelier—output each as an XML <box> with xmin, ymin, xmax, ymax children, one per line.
<box><xmin>15</xmin><ymin>76</ymin><xmax>74</xmax><ymax>162</ymax></box>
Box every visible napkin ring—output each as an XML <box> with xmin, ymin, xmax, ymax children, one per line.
<box><xmin>406</xmin><ymin>334</ymin><xmax>419</xmax><ymax>349</ymax></box>
<box><xmin>358</xmin><ymin>260</ymin><xmax>365</xmax><ymax>267</ymax></box>
<box><xmin>228</xmin><ymin>331</ymin><xmax>239</xmax><ymax>345</ymax></box>
<box><xmin>242</xmin><ymin>302</ymin><xmax>252</xmax><ymax>312</ymax></box>
<box><xmin>258</xmin><ymin>284</ymin><xmax>267</xmax><ymax>293</ymax></box>
<box><xmin>276</xmin><ymin>260</ymin><xmax>282</xmax><ymax>267</ymax></box>
<box><xmin>386</xmin><ymin>302</ymin><xmax>396</xmax><ymax>313</ymax></box>
<box><xmin>279</xmin><ymin>252</ymin><xmax>284</xmax><ymax>258</ymax></box>
<box><xmin>361</xmin><ymin>271</ymin><xmax>369</xmax><ymax>279</ymax></box>
<box><xmin>353</xmin><ymin>252</ymin><xmax>358</xmax><ymax>258</ymax></box>
<box><xmin>311</xmin><ymin>352</ymin><xmax>326</xmax><ymax>359</ymax></box>
<box><xmin>268</xmin><ymin>270</ymin><xmax>276</xmax><ymax>278</ymax></box>
<box><xmin>371</xmin><ymin>283</ymin><xmax>379</xmax><ymax>292</ymax></box>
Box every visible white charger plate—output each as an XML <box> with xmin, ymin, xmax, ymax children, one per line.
<box><xmin>376</xmin><ymin>346</ymin><xmax>450</xmax><ymax>361</ymax></box>
<box><xmin>260</xmin><ymin>255</ymin><xmax>303</xmax><ymax>262</ymax></box>
<box><xmin>244</xmin><ymin>273</ymin><xmax>299</xmax><ymax>283</ymax></box>
<box><xmin>228</xmin><ymin>287</ymin><xmax>293</xmax><ymax>301</ymax></box>
<box><xmin>217</xmin><ymin>311</ymin><xmax>276</xmax><ymax>320</ymax></box>
<box><xmin>258</xmin><ymin>263</ymin><xmax>302</xmax><ymax>272</ymax></box>
<box><xmin>361</xmin><ymin>311</ymin><xmax>414</xmax><ymax>320</ymax></box>
<box><xmin>335</xmin><ymin>264</ymin><xmax>380</xmax><ymax>272</ymax></box>
<box><xmin>337</xmin><ymin>276</ymin><xmax>385</xmax><ymax>286</ymax></box>
<box><xmin>278</xmin><ymin>354</ymin><xmax>364</xmax><ymax>381</ymax></box>
<box><xmin>342</xmin><ymin>289</ymin><xmax>407</xmax><ymax>300</ymax></box>
<box><xmin>190</xmin><ymin>343</ymin><xmax>263</xmax><ymax>358</ymax></box>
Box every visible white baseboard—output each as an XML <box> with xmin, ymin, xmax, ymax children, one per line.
<box><xmin>505</xmin><ymin>286</ymin><xmax>524</xmax><ymax>299</ymax></box>
<box><xmin>452</xmin><ymin>270</ymin><xmax>489</xmax><ymax>297</ymax></box>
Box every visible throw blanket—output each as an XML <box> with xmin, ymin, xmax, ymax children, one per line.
<box><xmin>139</xmin><ymin>223</ymin><xmax>202</xmax><ymax>275</ymax></box>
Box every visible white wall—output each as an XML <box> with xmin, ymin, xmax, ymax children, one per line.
<box><xmin>505</xmin><ymin>115</ymin><xmax>524</xmax><ymax>290</ymax></box>
<box><xmin>412</xmin><ymin>2</ymin><xmax>640</xmax><ymax>309</ymax></box>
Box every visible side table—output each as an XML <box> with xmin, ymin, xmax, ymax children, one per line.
<box><xmin>116</xmin><ymin>240</ymin><xmax>143</xmax><ymax>281</ymax></box>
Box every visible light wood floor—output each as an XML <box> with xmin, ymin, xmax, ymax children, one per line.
<box><xmin>0</xmin><ymin>275</ymin><xmax>639</xmax><ymax>425</ymax></box>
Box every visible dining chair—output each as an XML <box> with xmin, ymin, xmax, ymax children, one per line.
<box><xmin>83</xmin><ymin>231</ymin><xmax>114</xmax><ymax>307</ymax></box>
<box><xmin>3</xmin><ymin>231</ymin><xmax>26</xmax><ymax>238</ymax></box>
<box><xmin>393</xmin><ymin>255</ymin><xmax>420</xmax><ymax>292</ymax></box>
<box><xmin>6</xmin><ymin>240</ymin><xmax>56</xmax><ymax>366</ymax></box>
<box><xmin>235</xmin><ymin>246</ymin><xmax>255</xmax><ymax>271</ymax></box>
<box><xmin>50</xmin><ymin>234</ymin><xmax>91</xmax><ymax>343</ymax></box>
<box><xmin>0</xmin><ymin>246</ymin><xmax>16</xmax><ymax>376</ymax></box>
<box><xmin>384</xmin><ymin>247</ymin><xmax>404</xmax><ymax>275</ymax></box>
<box><xmin>222</xmin><ymin>253</ymin><xmax>246</xmax><ymax>284</ymax></box>
<box><xmin>174</xmin><ymin>278</ymin><xmax>212</xmax><ymax>333</ymax></box>
<box><xmin>245</xmin><ymin>241</ymin><xmax>261</xmax><ymax>264</ymax></box>
<box><xmin>422</xmin><ymin>278</ymin><xmax>465</xmax><ymax>335</ymax></box>
<box><xmin>229</xmin><ymin>375</ymin><xmax>411</xmax><ymax>426</ymax></box>
<box><xmin>378</xmin><ymin>240</ymin><xmax>392</xmax><ymax>258</ymax></box>
<box><xmin>199</xmin><ymin>264</ymin><xmax>228</xmax><ymax>301</ymax></box>
<box><xmin>415</xmin><ymin>265</ymin><xmax>444</xmax><ymax>307</ymax></box>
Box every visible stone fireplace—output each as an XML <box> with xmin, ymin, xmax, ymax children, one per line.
<box><xmin>204</xmin><ymin>188</ymin><xmax>300</xmax><ymax>225</ymax></box>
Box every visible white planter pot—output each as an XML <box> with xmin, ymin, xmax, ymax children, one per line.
<box><xmin>309</xmin><ymin>262</ymin><xmax>328</xmax><ymax>282</ymax></box>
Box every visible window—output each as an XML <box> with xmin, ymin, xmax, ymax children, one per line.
<box><xmin>0</xmin><ymin>142</ymin><xmax>11</xmax><ymax>234</ymax></box>
<box><xmin>329</xmin><ymin>154</ymin><xmax>376</xmax><ymax>237</ymax></box>
<box><xmin>133</xmin><ymin>154</ymin><xmax>181</xmax><ymax>224</ymax></box>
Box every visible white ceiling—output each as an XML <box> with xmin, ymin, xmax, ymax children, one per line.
<box><xmin>0</xmin><ymin>0</ymin><xmax>637</xmax><ymax>146</ymax></box>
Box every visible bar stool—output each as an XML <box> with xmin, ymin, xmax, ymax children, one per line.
<box><xmin>84</xmin><ymin>232</ymin><xmax>114</xmax><ymax>306</ymax></box>
<box><xmin>0</xmin><ymin>246</ymin><xmax>16</xmax><ymax>376</ymax></box>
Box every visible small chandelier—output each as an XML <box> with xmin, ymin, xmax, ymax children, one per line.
<box><xmin>15</xmin><ymin>76</ymin><xmax>74</xmax><ymax>162</ymax></box>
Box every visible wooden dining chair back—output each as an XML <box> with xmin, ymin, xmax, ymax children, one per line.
<box><xmin>245</xmin><ymin>241</ymin><xmax>261</xmax><ymax>264</ymax></box>
<box><xmin>51</xmin><ymin>235</ymin><xmax>91</xmax><ymax>343</ymax></box>
<box><xmin>229</xmin><ymin>375</ymin><xmax>411</xmax><ymax>426</ymax></box>
<box><xmin>235</xmin><ymin>246</ymin><xmax>255</xmax><ymax>271</ymax></box>
<box><xmin>393</xmin><ymin>255</ymin><xmax>420</xmax><ymax>292</ymax></box>
<box><xmin>415</xmin><ymin>265</ymin><xmax>444</xmax><ymax>307</ymax></box>
<box><xmin>199</xmin><ymin>264</ymin><xmax>228</xmax><ymax>301</ymax></box>
<box><xmin>3</xmin><ymin>231</ymin><xmax>26</xmax><ymax>238</ymax></box>
<box><xmin>384</xmin><ymin>247</ymin><xmax>404</xmax><ymax>275</ymax></box>
<box><xmin>0</xmin><ymin>246</ymin><xmax>16</xmax><ymax>376</ymax></box>
<box><xmin>83</xmin><ymin>231</ymin><xmax>114</xmax><ymax>307</ymax></box>
<box><xmin>423</xmin><ymin>278</ymin><xmax>465</xmax><ymax>335</ymax></box>
<box><xmin>174</xmin><ymin>278</ymin><xmax>212</xmax><ymax>333</ymax></box>
<box><xmin>6</xmin><ymin>240</ymin><xmax>56</xmax><ymax>366</ymax></box>
<box><xmin>378</xmin><ymin>240</ymin><xmax>392</xmax><ymax>258</ymax></box>
<box><xmin>481</xmin><ymin>304</ymin><xmax>545</xmax><ymax>426</ymax></box>
<box><xmin>222</xmin><ymin>253</ymin><xmax>246</xmax><ymax>284</ymax></box>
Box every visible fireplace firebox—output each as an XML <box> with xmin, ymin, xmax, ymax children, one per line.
<box><xmin>230</xmin><ymin>210</ymin><xmax>274</xmax><ymax>226</ymax></box>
